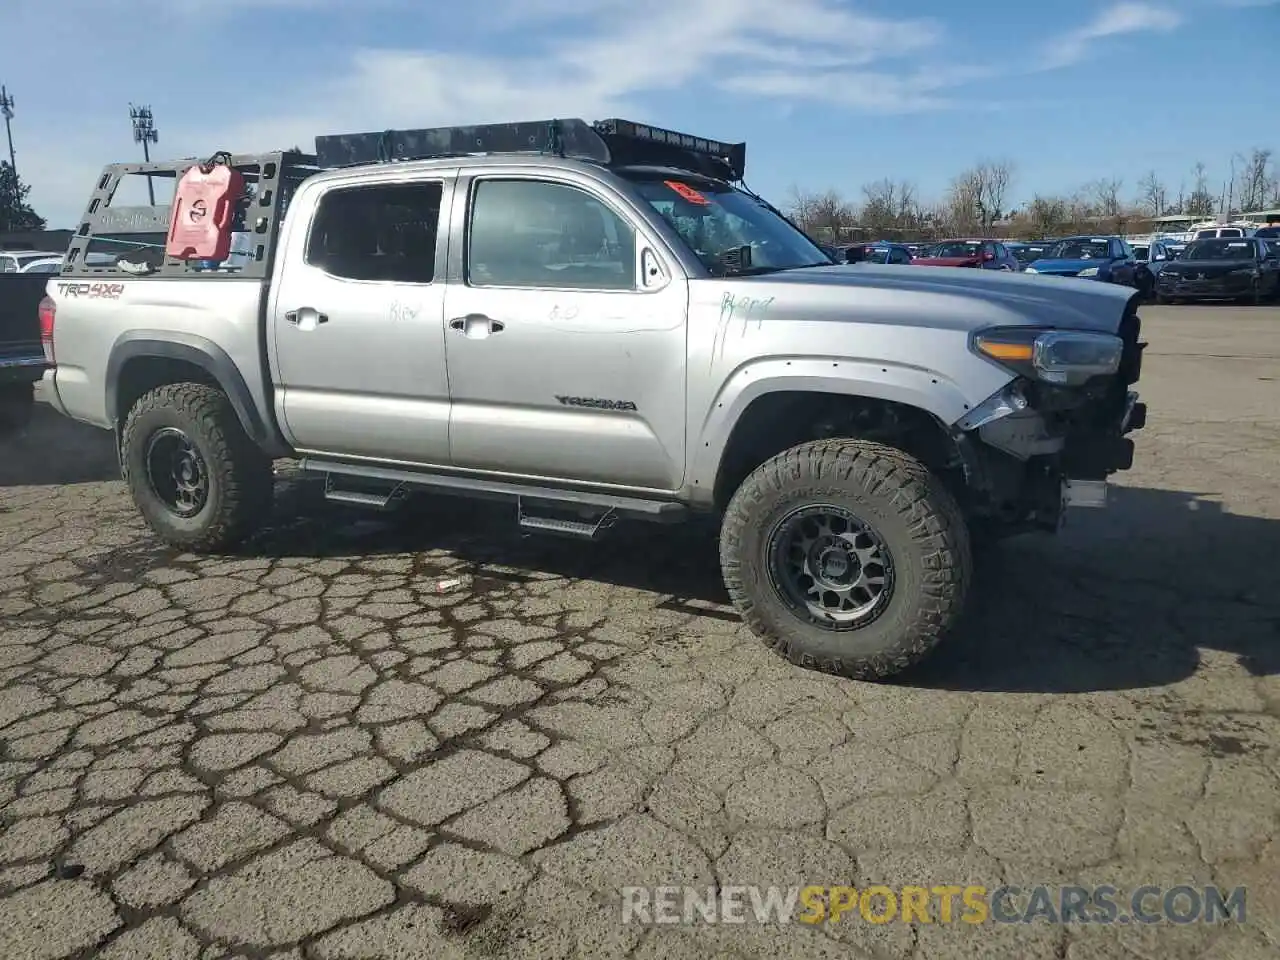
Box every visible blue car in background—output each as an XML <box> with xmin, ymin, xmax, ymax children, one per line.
<box><xmin>855</xmin><ymin>241</ymin><xmax>915</xmax><ymax>264</ymax></box>
<box><xmin>1024</xmin><ymin>236</ymin><xmax>1139</xmax><ymax>288</ymax></box>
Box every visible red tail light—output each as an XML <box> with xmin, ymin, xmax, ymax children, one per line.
<box><xmin>38</xmin><ymin>296</ymin><xmax>56</xmax><ymax>365</ymax></box>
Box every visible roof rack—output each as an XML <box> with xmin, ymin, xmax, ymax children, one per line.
<box><xmin>314</xmin><ymin>117</ymin><xmax>747</xmax><ymax>181</ymax></box>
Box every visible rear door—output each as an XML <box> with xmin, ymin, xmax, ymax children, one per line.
<box><xmin>270</xmin><ymin>173</ymin><xmax>456</xmax><ymax>464</ymax></box>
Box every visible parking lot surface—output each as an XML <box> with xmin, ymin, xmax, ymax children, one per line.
<box><xmin>1</xmin><ymin>305</ymin><xmax>1278</xmax><ymax>959</ymax></box>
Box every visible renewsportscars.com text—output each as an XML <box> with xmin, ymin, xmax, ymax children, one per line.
<box><xmin>621</xmin><ymin>884</ymin><xmax>1247</xmax><ymax>926</ymax></box>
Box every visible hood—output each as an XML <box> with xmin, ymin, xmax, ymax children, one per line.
<box><xmin>911</xmin><ymin>256</ymin><xmax>981</xmax><ymax>267</ymax></box>
<box><xmin>1028</xmin><ymin>258</ymin><xmax>1110</xmax><ymax>274</ymax></box>
<box><xmin>1162</xmin><ymin>258</ymin><xmax>1254</xmax><ymax>273</ymax></box>
<box><xmin>713</xmin><ymin>264</ymin><xmax>1135</xmax><ymax>335</ymax></box>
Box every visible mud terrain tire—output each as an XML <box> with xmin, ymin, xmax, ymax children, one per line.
<box><xmin>720</xmin><ymin>438</ymin><xmax>971</xmax><ymax>681</ymax></box>
<box><xmin>122</xmin><ymin>382</ymin><xmax>272</xmax><ymax>552</ymax></box>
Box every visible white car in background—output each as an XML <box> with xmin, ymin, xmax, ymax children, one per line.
<box><xmin>16</xmin><ymin>256</ymin><xmax>63</xmax><ymax>274</ymax></box>
<box><xmin>0</xmin><ymin>250</ymin><xmax>64</xmax><ymax>273</ymax></box>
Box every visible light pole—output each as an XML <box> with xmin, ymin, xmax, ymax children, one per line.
<box><xmin>129</xmin><ymin>104</ymin><xmax>159</xmax><ymax>205</ymax></box>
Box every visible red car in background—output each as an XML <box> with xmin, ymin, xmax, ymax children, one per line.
<box><xmin>912</xmin><ymin>239</ymin><xmax>1019</xmax><ymax>271</ymax></box>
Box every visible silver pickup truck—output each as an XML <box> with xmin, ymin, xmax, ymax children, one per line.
<box><xmin>40</xmin><ymin>118</ymin><xmax>1146</xmax><ymax>680</ymax></box>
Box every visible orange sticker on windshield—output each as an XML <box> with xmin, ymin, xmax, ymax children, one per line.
<box><xmin>664</xmin><ymin>180</ymin><xmax>709</xmax><ymax>204</ymax></box>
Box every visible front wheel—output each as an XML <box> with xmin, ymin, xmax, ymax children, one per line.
<box><xmin>121</xmin><ymin>382</ymin><xmax>273</xmax><ymax>552</ymax></box>
<box><xmin>719</xmin><ymin>439</ymin><xmax>972</xmax><ymax>681</ymax></box>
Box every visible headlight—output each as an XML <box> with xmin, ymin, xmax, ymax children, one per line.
<box><xmin>1024</xmin><ymin>267</ymin><xmax>1038</xmax><ymax>274</ymax></box>
<box><xmin>1076</xmin><ymin>266</ymin><xmax>1099</xmax><ymax>278</ymax></box>
<box><xmin>973</xmin><ymin>328</ymin><xmax>1123</xmax><ymax>386</ymax></box>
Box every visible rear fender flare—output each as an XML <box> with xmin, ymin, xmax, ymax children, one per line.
<box><xmin>688</xmin><ymin>357</ymin><xmax>985</xmax><ymax>496</ymax></box>
<box><xmin>106</xmin><ymin>332</ymin><xmax>275</xmax><ymax>448</ymax></box>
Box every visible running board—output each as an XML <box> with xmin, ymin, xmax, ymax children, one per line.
<box><xmin>517</xmin><ymin>500</ymin><xmax>616</xmax><ymax>540</ymax></box>
<box><xmin>300</xmin><ymin>459</ymin><xmax>687</xmax><ymax>524</ymax></box>
<box><xmin>322</xmin><ymin>474</ymin><xmax>405</xmax><ymax>510</ymax></box>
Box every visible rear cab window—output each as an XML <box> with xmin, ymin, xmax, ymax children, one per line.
<box><xmin>305</xmin><ymin>181</ymin><xmax>444</xmax><ymax>284</ymax></box>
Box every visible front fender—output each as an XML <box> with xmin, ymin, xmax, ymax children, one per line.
<box><xmin>686</xmin><ymin>356</ymin><xmax>1007</xmax><ymax>496</ymax></box>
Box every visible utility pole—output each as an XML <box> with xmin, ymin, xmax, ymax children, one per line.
<box><xmin>1</xmin><ymin>86</ymin><xmax>15</xmax><ymax>233</ymax></box>
<box><xmin>129</xmin><ymin>104</ymin><xmax>159</xmax><ymax>205</ymax></box>
<box><xmin>0</xmin><ymin>86</ymin><xmax>15</xmax><ymax>175</ymax></box>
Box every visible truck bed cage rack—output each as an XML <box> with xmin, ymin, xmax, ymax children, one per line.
<box><xmin>62</xmin><ymin>151</ymin><xmax>321</xmax><ymax>280</ymax></box>
<box><xmin>313</xmin><ymin>117</ymin><xmax>747</xmax><ymax>182</ymax></box>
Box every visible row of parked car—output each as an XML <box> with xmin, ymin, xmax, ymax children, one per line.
<box><xmin>820</xmin><ymin>234</ymin><xmax>1280</xmax><ymax>304</ymax></box>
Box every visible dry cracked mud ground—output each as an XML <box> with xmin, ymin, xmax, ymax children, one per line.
<box><xmin>0</xmin><ymin>305</ymin><xmax>1277</xmax><ymax>960</ymax></box>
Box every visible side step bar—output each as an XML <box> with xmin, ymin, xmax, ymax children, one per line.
<box><xmin>301</xmin><ymin>459</ymin><xmax>687</xmax><ymax>537</ymax></box>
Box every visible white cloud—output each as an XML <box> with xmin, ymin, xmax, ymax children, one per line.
<box><xmin>1041</xmin><ymin>3</ymin><xmax>1184</xmax><ymax>69</ymax></box>
<box><xmin>19</xmin><ymin>0</ymin><xmax>960</xmax><ymax>225</ymax></box>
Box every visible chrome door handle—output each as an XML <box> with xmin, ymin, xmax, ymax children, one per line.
<box><xmin>285</xmin><ymin>307</ymin><xmax>329</xmax><ymax>329</ymax></box>
<box><xmin>449</xmin><ymin>314</ymin><xmax>505</xmax><ymax>338</ymax></box>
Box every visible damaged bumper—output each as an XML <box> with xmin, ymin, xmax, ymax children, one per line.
<box><xmin>956</xmin><ymin>307</ymin><xmax>1147</xmax><ymax>526</ymax></box>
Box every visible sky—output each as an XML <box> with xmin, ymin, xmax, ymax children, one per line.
<box><xmin>4</xmin><ymin>0</ymin><xmax>1278</xmax><ymax>228</ymax></box>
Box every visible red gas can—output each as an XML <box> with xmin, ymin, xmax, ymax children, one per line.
<box><xmin>165</xmin><ymin>153</ymin><xmax>245</xmax><ymax>261</ymax></box>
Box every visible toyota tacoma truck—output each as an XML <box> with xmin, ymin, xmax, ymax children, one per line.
<box><xmin>39</xmin><ymin>118</ymin><xmax>1146</xmax><ymax>680</ymax></box>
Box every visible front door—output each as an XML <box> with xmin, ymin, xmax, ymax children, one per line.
<box><xmin>442</xmin><ymin>175</ymin><xmax>688</xmax><ymax>492</ymax></box>
<box><xmin>270</xmin><ymin>176</ymin><xmax>454</xmax><ymax>465</ymax></box>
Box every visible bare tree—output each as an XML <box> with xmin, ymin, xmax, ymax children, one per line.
<box><xmin>949</xmin><ymin>160</ymin><xmax>1015</xmax><ymax>234</ymax></box>
<box><xmin>1136</xmin><ymin>170</ymin><xmax>1166</xmax><ymax>218</ymax></box>
<box><xmin>1090</xmin><ymin>177</ymin><xmax>1123</xmax><ymax>218</ymax></box>
<box><xmin>787</xmin><ymin>187</ymin><xmax>855</xmax><ymax>240</ymax></box>
<box><xmin>1234</xmin><ymin>148</ymin><xmax>1273</xmax><ymax>213</ymax></box>
<box><xmin>860</xmin><ymin>178</ymin><xmax>895</xmax><ymax>233</ymax></box>
<box><xmin>1025</xmin><ymin>194</ymin><xmax>1068</xmax><ymax>237</ymax></box>
<box><xmin>895</xmin><ymin>181</ymin><xmax>923</xmax><ymax>234</ymax></box>
<box><xmin>1186</xmin><ymin>162</ymin><xmax>1215</xmax><ymax>218</ymax></box>
<box><xmin>945</xmin><ymin>173</ymin><xmax>981</xmax><ymax>235</ymax></box>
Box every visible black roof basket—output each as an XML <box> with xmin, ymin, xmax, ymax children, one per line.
<box><xmin>314</xmin><ymin>117</ymin><xmax>747</xmax><ymax>181</ymax></box>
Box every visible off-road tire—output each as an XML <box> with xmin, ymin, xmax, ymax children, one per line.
<box><xmin>0</xmin><ymin>383</ymin><xmax>35</xmax><ymax>440</ymax></box>
<box><xmin>121</xmin><ymin>382</ymin><xmax>273</xmax><ymax>552</ymax></box>
<box><xmin>720</xmin><ymin>438</ymin><xmax>971</xmax><ymax>681</ymax></box>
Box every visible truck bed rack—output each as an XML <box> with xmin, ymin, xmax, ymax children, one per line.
<box><xmin>62</xmin><ymin>151</ymin><xmax>321</xmax><ymax>280</ymax></box>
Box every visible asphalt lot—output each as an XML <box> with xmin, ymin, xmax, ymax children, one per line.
<box><xmin>1</xmin><ymin>304</ymin><xmax>1278</xmax><ymax>959</ymax></box>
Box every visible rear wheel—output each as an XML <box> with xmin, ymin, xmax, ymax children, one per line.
<box><xmin>719</xmin><ymin>439</ymin><xmax>971</xmax><ymax>681</ymax></box>
<box><xmin>121</xmin><ymin>382</ymin><xmax>273</xmax><ymax>552</ymax></box>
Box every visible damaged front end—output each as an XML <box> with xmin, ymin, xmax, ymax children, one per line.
<box><xmin>953</xmin><ymin>305</ymin><xmax>1147</xmax><ymax>535</ymax></box>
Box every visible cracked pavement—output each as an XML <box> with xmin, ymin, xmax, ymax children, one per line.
<box><xmin>1</xmin><ymin>304</ymin><xmax>1278</xmax><ymax>959</ymax></box>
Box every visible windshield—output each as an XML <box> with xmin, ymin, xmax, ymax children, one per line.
<box><xmin>1009</xmin><ymin>246</ymin><xmax>1040</xmax><ymax>264</ymax></box>
<box><xmin>1180</xmin><ymin>239</ymin><xmax>1256</xmax><ymax>260</ymax></box>
<box><xmin>925</xmin><ymin>241</ymin><xmax>981</xmax><ymax>258</ymax></box>
<box><xmin>625</xmin><ymin>175</ymin><xmax>830</xmax><ymax>275</ymax></box>
<box><xmin>863</xmin><ymin>247</ymin><xmax>892</xmax><ymax>264</ymax></box>
<box><xmin>1048</xmin><ymin>239</ymin><xmax>1111</xmax><ymax>260</ymax></box>
<box><xmin>1131</xmin><ymin>245</ymin><xmax>1150</xmax><ymax>261</ymax></box>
